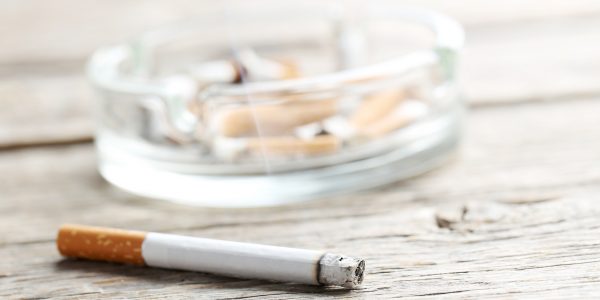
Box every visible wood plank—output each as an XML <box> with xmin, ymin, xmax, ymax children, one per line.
<box><xmin>463</xmin><ymin>15</ymin><xmax>600</xmax><ymax>105</ymax></box>
<box><xmin>0</xmin><ymin>0</ymin><xmax>600</xmax><ymax>65</ymax></box>
<box><xmin>0</xmin><ymin>75</ymin><xmax>93</xmax><ymax>149</ymax></box>
<box><xmin>3</xmin><ymin>6</ymin><xmax>600</xmax><ymax>148</ymax></box>
<box><xmin>3</xmin><ymin>0</ymin><xmax>600</xmax><ymax>67</ymax></box>
<box><xmin>2</xmin><ymin>195</ymin><xmax>600</xmax><ymax>299</ymax></box>
<box><xmin>2</xmin><ymin>97</ymin><xmax>600</xmax><ymax>298</ymax></box>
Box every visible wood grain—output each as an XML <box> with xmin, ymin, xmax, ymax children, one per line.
<box><xmin>2</xmin><ymin>2</ymin><xmax>600</xmax><ymax>147</ymax></box>
<box><xmin>2</xmin><ymin>98</ymin><xmax>600</xmax><ymax>298</ymax></box>
<box><xmin>3</xmin><ymin>0</ymin><xmax>600</xmax><ymax>67</ymax></box>
<box><xmin>463</xmin><ymin>14</ymin><xmax>600</xmax><ymax>105</ymax></box>
<box><xmin>0</xmin><ymin>75</ymin><xmax>93</xmax><ymax>150</ymax></box>
<box><xmin>3</xmin><ymin>1</ymin><xmax>600</xmax><ymax>298</ymax></box>
<box><xmin>0</xmin><ymin>0</ymin><xmax>600</xmax><ymax>149</ymax></box>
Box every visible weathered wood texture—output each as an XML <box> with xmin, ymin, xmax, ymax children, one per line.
<box><xmin>2</xmin><ymin>1</ymin><xmax>600</xmax><ymax>299</ymax></box>
<box><xmin>3</xmin><ymin>0</ymin><xmax>600</xmax><ymax>148</ymax></box>
<box><xmin>2</xmin><ymin>98</ymin><xmax>600</xmax><ymax>299</ymax></box>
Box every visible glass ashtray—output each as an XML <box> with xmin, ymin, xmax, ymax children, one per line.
<box><xmin>88</xmin><ymin>3</ymin><xmax>465</xmax><ymax>207</ymax></box>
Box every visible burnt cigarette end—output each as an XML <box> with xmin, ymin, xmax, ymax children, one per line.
<box><xmin>318</xmin><ymin>253</ymin><xmax>365</xmax><ymax>288</ymax></box>
<box><xmin>231</xmin><ymin>60</ymin><xmax>247</xmax><ymax>84</ymax></box>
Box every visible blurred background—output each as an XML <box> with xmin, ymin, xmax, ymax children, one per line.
<box><xmin>2</xmin><ymin>0</ymin><xmax>600</xmax><ymax>151</ymax></box>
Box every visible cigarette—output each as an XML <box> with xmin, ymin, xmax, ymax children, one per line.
<box><xmin>214</xmin><ymin>135</ymin><xmax>340</xmax><ymax>160</ymax></box>
<box><xmin>294</xmin><ymin>117</ymin><xmax>355</xmax><ymax>142</ymax></box>
<box><xmin>322</xmin><ymin>116</ymin><xmax>357</xmax><ymax>140</ymax></box>
<box><xmin>358</xmin><ymin>100</ymin><xmax>429</xmax><ymax>138</ymax></box>
<box><xmin>245</xmin><ymin>135</ymin><xmax>340</xmax><ymax>156</ymax></box>
<box><xmin>281</xmin><ymin>92</ymin><xmax>426</xmax><ymax>143</ymax></box>
<box><xmin>310</xmin><ymin>91</ymin><xmax>408</xmax><ymax>141</ymax></box>
<box><xmin>213</xmin><ymin>99</ymin><xmax>338</xmax><ymax>137</ymax></box>
<box><xmin>56</xmin><ymin>224</ymin><xmax>365</xmax><ymax>288</ymax></box>
<box><xmin>187</xmin><ymin>52</ymin><xmax>298</xmax><ymax>85</ymax></box>
<box><xmin>349</xmin><ymin>90</ymin><xmax>405</xmax><ymax>129</ymax></box>
<box><xmin>237</xmin><ymin>48</ymin><xmax>299</xmax><ymax>81</ymax></box>
<box><xmin>187</xmin><ymin>60</ymin><xmax>244</xmax><ymax>84</ymax></box>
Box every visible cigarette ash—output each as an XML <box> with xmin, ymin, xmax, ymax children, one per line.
<box><xmin>318</xmin><ymin>253</ymin><xmax>365</xmax><ymax>288</ymax></box>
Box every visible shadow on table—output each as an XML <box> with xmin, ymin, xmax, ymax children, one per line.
<box><xmin>54</xmin><ymin>258</ymin><xmax>354</xmax><ymax>297</ymax></box>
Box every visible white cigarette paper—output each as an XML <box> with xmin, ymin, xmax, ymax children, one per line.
<box><xmin>57</xmin><ymin>224</ymin><xmax>365</xmax><ymax>288</ymax></box>
<box><xmin>212</xmin><ymin>99</ymin><xmax>338</xmax><ymax>137</ymax></box>
<box><xmin>187</xmin><ymin>49</ymin><xmax>298</xmax><ymax>85</ymax></box>
<box><xmin>358</xmin><ymin>99</ymin><xmax>429</xmax><ymax>138</ymax></box>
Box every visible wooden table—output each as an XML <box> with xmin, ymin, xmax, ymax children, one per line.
<box><xmin>3</xmin><ymin>1</ymin><xmax>600</xmax><ymax>298</ymax></box>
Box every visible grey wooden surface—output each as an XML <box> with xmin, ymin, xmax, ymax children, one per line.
<box><xmin>2</xmin><ymin>1</ymin><xmax>600</xmax><ymax>299</ymax></box>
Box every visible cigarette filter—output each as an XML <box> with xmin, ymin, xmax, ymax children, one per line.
<box><xmin>359</xmin><ymin>100</ymin><xmax>429</xmax><ymax>138</ymax></box>
<box><xmin>214</xmin><ymin>99</ymin><xmax>338</xmax><ymax>137</ymax></box>
<box><xmin>57</xmin><ymin>224</ymin><xmax>365</xmax><ymax>288</ymax></box>
<box><xmin>246</xmin><ymin>135</ymin><xmax>340</xmax><ymax>156</ymax></box>
<box><xmin>349</xmin><ymin>89</ymin><xmax>405</xmax><ymax>129</ymax></box>
<box><xmin>213</xmin><ymin>135</ymin><xmax>340</xmax><ymax>160</ymax></box>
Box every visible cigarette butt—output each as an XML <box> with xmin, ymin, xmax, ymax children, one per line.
<box><xmin>276</xmin><ymin>59</ymin><xmax>300</xmax><ymax>79</ymax></box>
<box><xmin>246</xmin><ymin>135</ymin><xmax>340</xmax><ymax>156</ymax></box>
<box><xmin>237</xmin><ymin>49</ymin><xmax>299</xmax><ymax>82</ymax></box>
<box><xmin>188</xmin><ymin>56</ymin><xmax>298</xmax><ymax>84</ymax></box>
<box><xmin>214</xmin><ymin>99</ymin><xmax>337</xmax><ymax>137</ymax></box>
<box><xmin>349</xmin><ymin>90</ymin><xmax>405</xmax><ymax>128</ymax></box>
<box><xmin>359</xmin><ymin>100</ymin><xmax>429</xmax><ymax>138</ymax></box>
<box><xmin>56</xmin><ymin>224</ymin><xmax>365</xmax><ymax>288</ymax></box>
<box><xmin>213</xmin><ymin>135</ymin><xmax>340</xmax><ymax>161</ymax></box>
<box><xmin>187</xmin><ymin>60</ymin><xmax>243</xmax><ymax>84</ymax></box>
<box><xmin>56</xmin><ymin>224</ymin><xmax>146</xmax><ymax>265</ymax></box>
